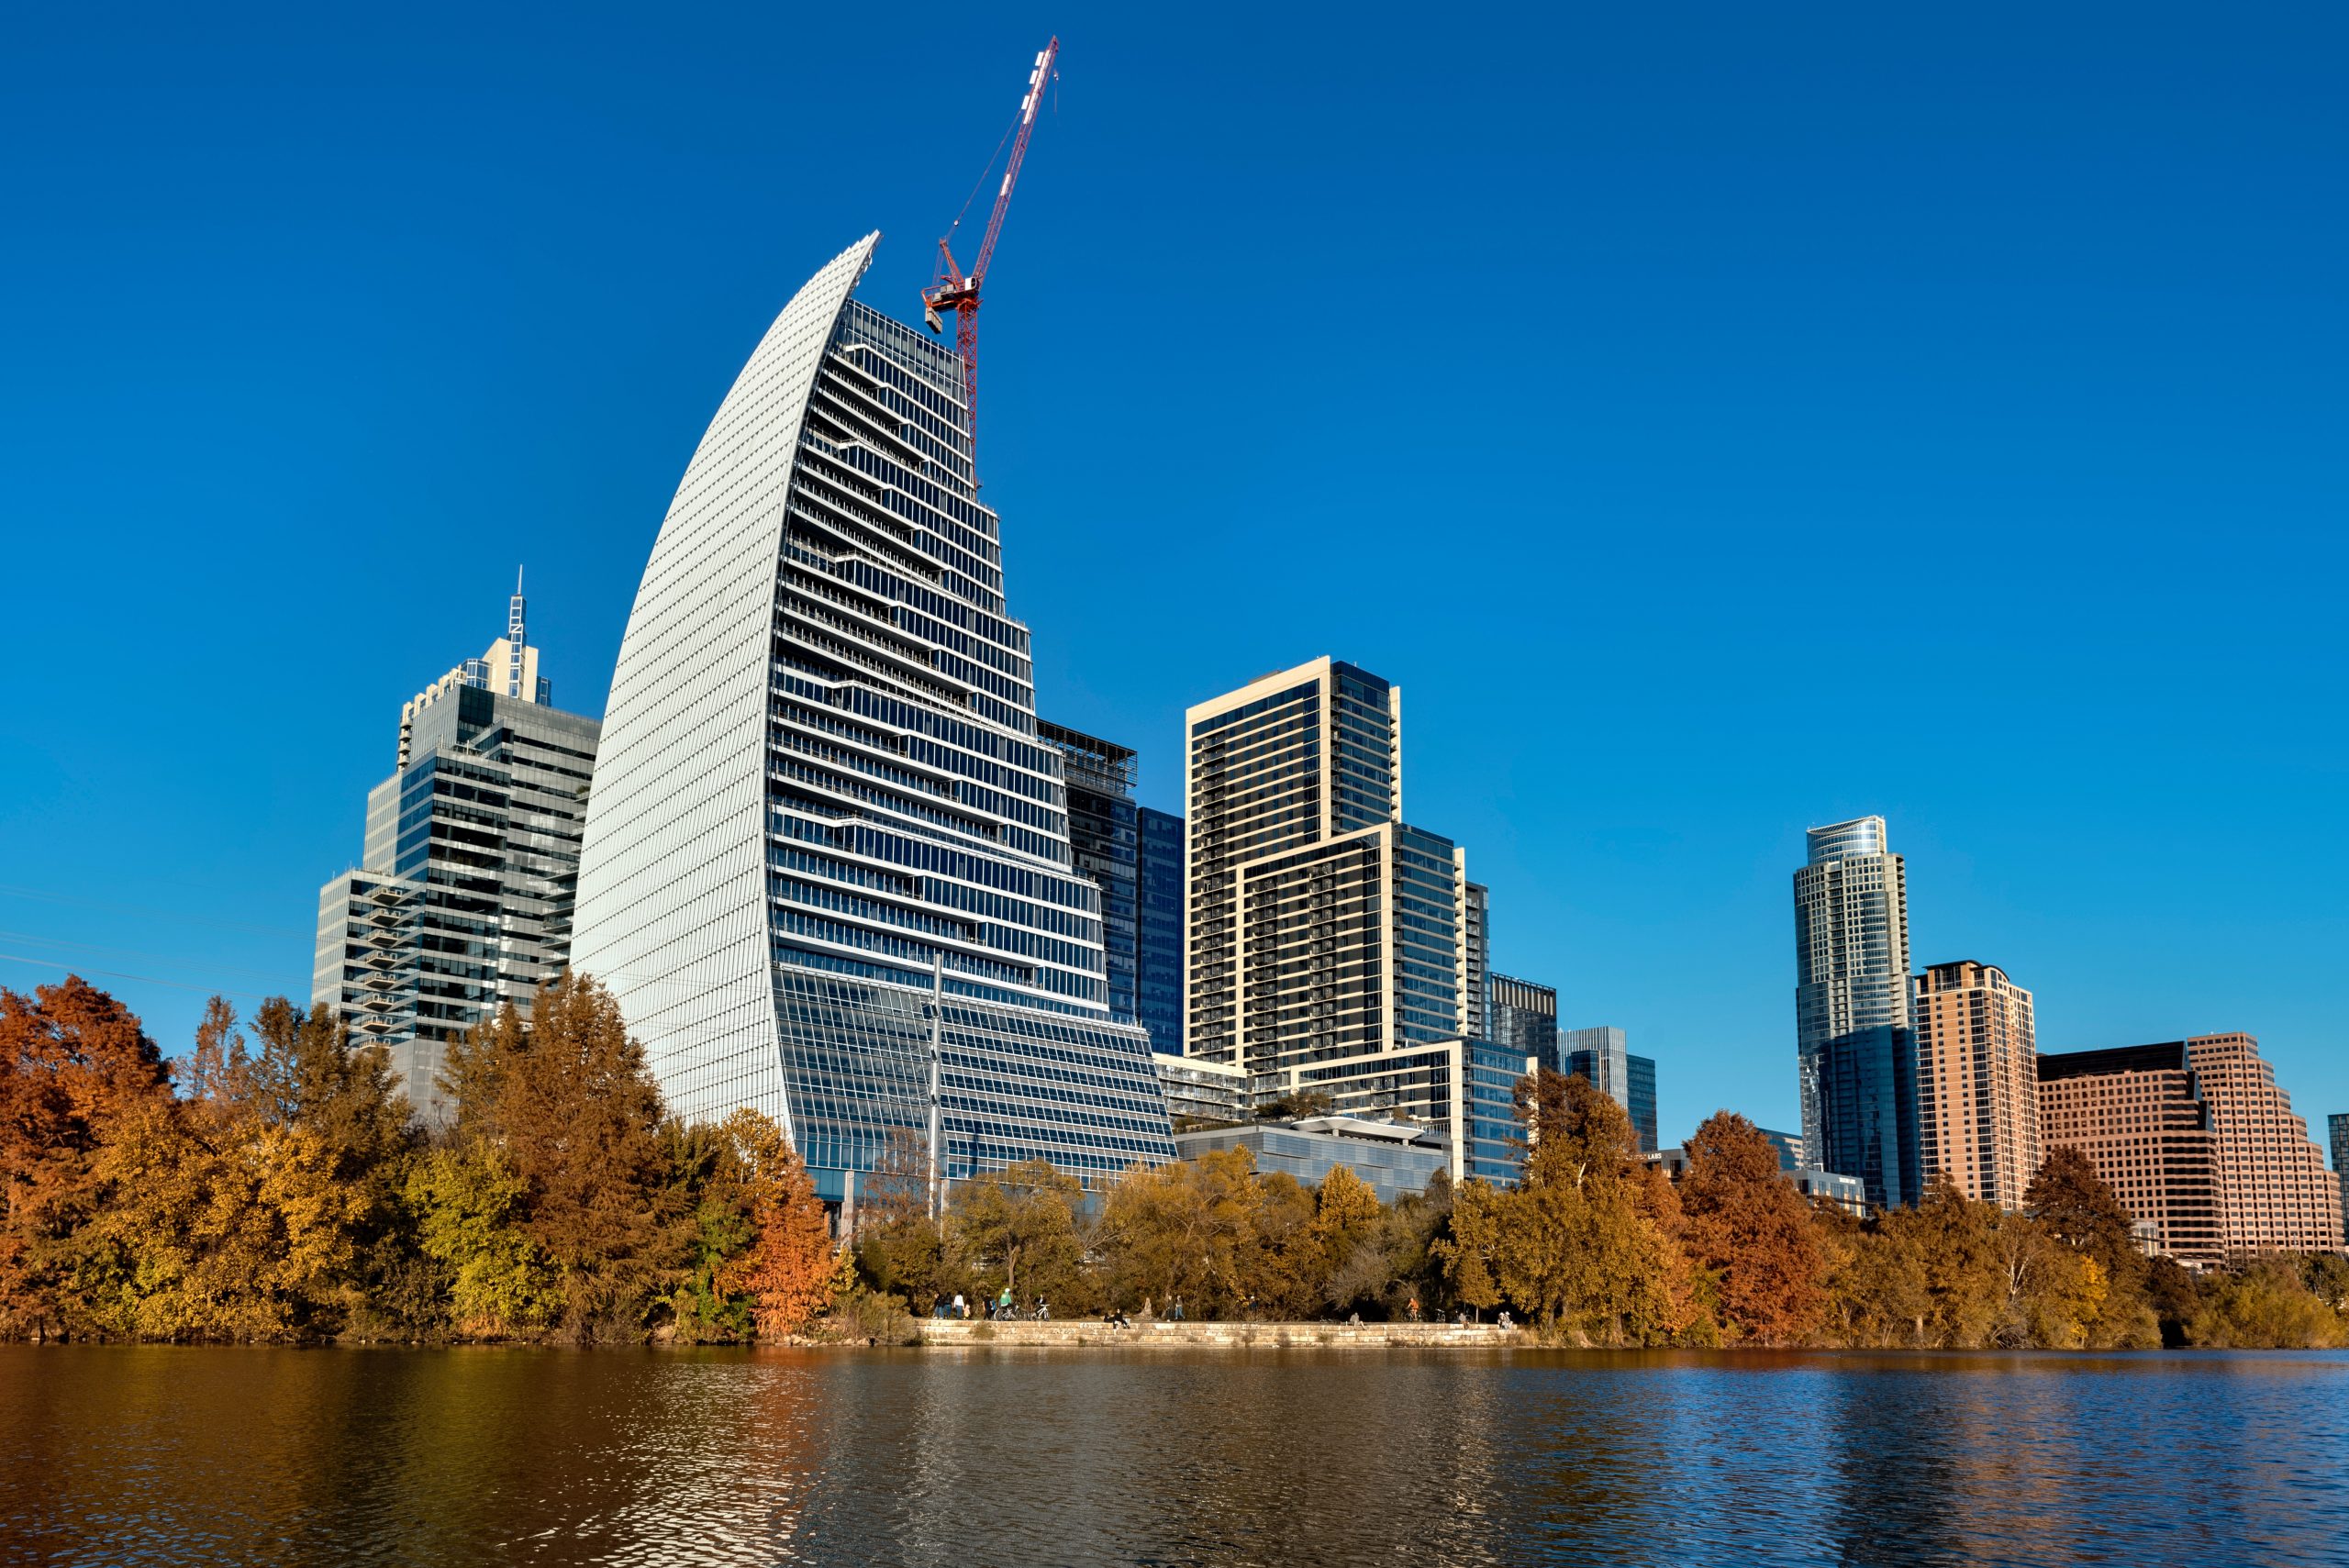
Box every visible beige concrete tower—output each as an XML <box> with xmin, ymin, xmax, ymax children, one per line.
<box><xmin>1912</xmin><ymin>961</ymin><xmax>2042</xmax><ymax>1210</ymax></box>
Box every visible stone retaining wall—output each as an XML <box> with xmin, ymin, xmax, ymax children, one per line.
<box><xmin>916</xmin><ymin>1318</ymin><xmax>1519</xmax><ymax>1349</ymax></box>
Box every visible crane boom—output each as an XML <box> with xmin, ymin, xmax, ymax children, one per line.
<box><xmin>922</xmin><ymin>37</ymin><xmax>1060</xmax><ymax>459</ymax></box>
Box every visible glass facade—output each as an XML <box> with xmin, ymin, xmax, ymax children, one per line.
<box><xmin>1037</xmin><ymin>721</ymin><xmax>1139</xmax><ymax>1023</ymax></box>
<box><xmin>1562</xmin><ymin>1027</ymin><xmax>1658</xmax><ymax>1155</ymax></box>
<box><xmin>572</xmin><ymin>235</ymin><xmax>1173</xmax><ymax>1196</ymax></box>
<box><xmin>314</xmin><ymin>598</ymin><xmax>599</xmax><ymax>1125</ymax></box>
<box><xmin>1794</xmin><ymin>816</ymin><xmax>1920</xmax><ymax>1209</ymax></box>
<box><xmin>1174</xmin><ymin>1120</ymin><xmax>1450</xmax><ymax>1207</ymax></box>
<box><xmin>1136</xmin><ymin>806</ymin><xmax>1185</xmax><ymax>1054</ymax></box>
<box><xmin>1489</xmin><ymin>973</ymin><xmax>1560</xmax><ymax>1075</ymax></box>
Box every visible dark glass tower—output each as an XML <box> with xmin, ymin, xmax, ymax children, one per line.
<box><xmin>1136</xmin><ymin>806</ymin><xmax>1185</xmax><ymax>1054</ymax></box>
<box><xmin>1038</xmin><ymin>720</ymin><xmax>1139</xmax><ymax>1023</ymax></box>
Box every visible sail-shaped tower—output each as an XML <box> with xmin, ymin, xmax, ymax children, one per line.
<box><xmin>573</xmin><ymin>235</ymin><xmax>1174</xmax><ymax>1199</ymax></box>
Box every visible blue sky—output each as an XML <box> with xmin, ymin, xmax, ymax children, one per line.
<box><xmin>3</xmin><ymin>4</ymin><xmax>2343</xmax><ymax>1151</ymax></box>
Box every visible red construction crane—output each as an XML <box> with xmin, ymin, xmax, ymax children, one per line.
<box><xmin>922</xmin><ymin>37</ymin><xmax>1060</xmax><ymax>458</ymax></box>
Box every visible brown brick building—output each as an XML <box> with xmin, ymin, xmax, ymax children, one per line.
<box><xmin>2037</xmin><ymin>1043</ymin><xmax>2224</xmax><ymax>1265</ymax></box>
<box><xmin>2037</xmin><ymin>1034</ymin><xmax>2343</xmax><ymax>1265</ymax></box>
<box><xmin>1913</xmin><ymin>961</ymin><xmax>2041</xmax><ymax>1211</ymax></box>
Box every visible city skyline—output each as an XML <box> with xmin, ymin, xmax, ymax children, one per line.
<box><xmin>5</xmin><ymin>9</ymin><xmax>2346</xmax><ymax>1151</ymax></box>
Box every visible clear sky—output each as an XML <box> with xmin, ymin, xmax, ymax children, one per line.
<box><xmin>3</xmin><ymin>5</ymin><xmax>2343</xmax><ymax>1152</ymax></box>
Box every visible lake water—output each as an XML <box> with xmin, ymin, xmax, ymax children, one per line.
<box><xmin>1</xmin><ymin>1345</ymin><xmax>2343</xmax><ymax>1565</ymax></box>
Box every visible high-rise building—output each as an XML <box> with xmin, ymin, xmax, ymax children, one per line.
<box><xmin>2182</xmin><ymin>1033</ymin><xmax>2342</xmax><ymax>1255</ymax></box>
<box><xmin>1912</xmin><ymin>960</ymin><xmax>2042</xmax><ymax>1211</ymax></box>
<box><xmin>1562</xmin><ymin>1026</ymin><xmax>1658</xmax><ymax>1155</ymax></box>
<box><xmin>568</xmin><ymin>235</ymin><xmax>1174</xmax><ymax>1200</ymax></box>
<box><xmin>312</xmin><ymin>585</ymin><xmax>599</xmax><ymax>1124</ymax></box>
<box><xmin>1135</xmin><ymin>806</ymin><xmax>1185</xmax><ymax>1056</ymax></box>
<box><xmin>1181</xmin><ymin>656</ymin><xmax>1520</xmax><ymax>1180</ymax></box>
<box><xmin>2332</xmin><ymin>1113</ymin><xmax>2349</xmax><ymax>1249</ymax></box>
<box><xmin>1793</xmin><ymin>815</ymin><xmax>1920</xmax><ymax>1209</ymax></box>
<box><xmin>1489</xmin><ymin>973</ymin><xmax>1560</xmax><ymax>1075</ymax></box>
<box><xmin>2037</xmin><ymin>1043</ymin><xmax>2224</xmax><ymax>1266</ymax></box>
<box><xmin>1037</xmin><ymin>720</ymin><xmax>1138</xmax><ymax>1023</ymax></box>
<box><xmin>1457</xmin><ymin>870</ymin><xmax>1490</xmax><ymax>1041</ymax></box>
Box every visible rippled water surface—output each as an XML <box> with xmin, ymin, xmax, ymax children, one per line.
<box><xmin>2</xmin><ymin>1344</ymin><xmax>2343</xmax><ymax>1565</ymax></box>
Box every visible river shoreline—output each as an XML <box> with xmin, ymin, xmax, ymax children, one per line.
<box><xmin>912</xmin><ymin>1318</ymin><xmax>1520</xmax><ymax>1349</ymax></box>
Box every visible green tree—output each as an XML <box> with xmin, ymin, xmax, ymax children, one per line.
<box><xmin>1676</xmin><ymin>1111</ymin><xmax>1826</xmax><ymax>1343</ymax></box>
<box><xmin>406</xmin><ymin>1144</ymin><xmax>560</xmax><ymax>1337</ymax></box>
<box><xmin>852</xmin><ymin>1128</ymin><xmax>961</xmax><ymax>1313</ymax></box>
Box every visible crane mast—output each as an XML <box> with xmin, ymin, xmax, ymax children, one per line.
<box><xmin>922</xmin><ymin>37</ymin><xmax>1060</xmax><ymax>459</ymax></box>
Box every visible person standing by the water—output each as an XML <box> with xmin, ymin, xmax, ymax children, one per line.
<box><xmin>1171</xmin><ymin>1296</ymin><xmax>1185</xmax><ymax>1322</ymax></box>
<box><xmin>952</xmin><ymin>1293</ymin><xmax>965</xmax><ymax>1319</ymax></box>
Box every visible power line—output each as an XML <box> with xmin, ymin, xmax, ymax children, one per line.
<box><xmin>0</xmin><ymin>883</ymin><xmax>311</xmax><ymax>940</ymax></box>
<box><xmin>0</xmin><ymin>951</ymin><xmax>273</xmax><ymax>1004</ymax></box>
<box><xmin>0</xmin><ymin>929</ymin><xmax>296</xmax><ymax>984</ymax></box>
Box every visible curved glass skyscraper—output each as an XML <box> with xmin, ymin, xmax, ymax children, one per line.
<box><xmin>573</xmin><ymin>235</ymin><xmax>1173</xmax><ymax>1198</ymax></box>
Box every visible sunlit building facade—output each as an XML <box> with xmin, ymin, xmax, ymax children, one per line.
<box><xmin>2183</xmin><ymin>1032</ymin><xmax>2343</xmax><ymax>1254</ymax></box>
<box><xmin>1794</xmin><ymin>815</ymin><xmax>1920</xmax><ymax>1209</ymax></box>
<box><xmin>1912</xmin><ymin>960</ymin><xmax>2041</xmax><ymax>1210</ymax></box>
<box><xmin>313</xmin><ymin>587</ymin><xmax>598</xmax><ymax>1124</ymax></box>
<box><xmin>570</xmin><ymin>235</ymin><xmax>1172</xmax><ymax>1200</ymax></box>
<box><xmin>1180</xmin><ymin>657</ymin><xmax>1520</xmax><ymax>1180</ymax></box>
<box><xmin>2037</xmin><ymin>1043</ymin><xmax>2224</xmax><ymax>1266</ymax></box>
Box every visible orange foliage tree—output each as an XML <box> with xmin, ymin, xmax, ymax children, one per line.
<box><xmin>1676</xmin><ymin>1110</ymin><xmax>1828</xmax><ymax>1343</ymax></box>
<box><xmin>0</xmin><ymin>977</ymin><xmax>174</xmax><ymax>1338</ymax></box>
<box><xmin>714</xmin><ymin>1107</ymin><xmax>836</xmax><ymax>1340</ymax></box>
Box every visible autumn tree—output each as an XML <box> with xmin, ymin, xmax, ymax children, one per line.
<box><xmin>852</xmin><ymin>1128</ymin><xmax>960</xmax><ymax>1312</ymax></box>
<box><xmin>1485</xmin><ymin>1069</ymin><xmax>1684</xmax><ymax>1342</ymax></box>
<box><xmin>950</xmin><ymin>1159</ymin><xmax>1087</xmax><ymax>1309</ymax></box>
<box><xmin>2186</xmin><ymin>1255</ymin><xmax>2349</xmax><ymax>1349</ymax></box>
<box><xmin>2023</xmin><ymin>1145</ymin><xmax>2157</xmax><ymax>1347</ymax></box>
<box><xmin>0</xmin><ymin>977</ymin><xmax>174</xmax><ymax>1338</ymax></box>
<box><xmin>1676</xmin><ymin>1111</ymin><xmax>1826</xmax><ymax>1343</ymax></box>
<box><xmin>712</xmin><ymin>1108</ymin><xmax>837</xmax><ymax>1340</ymax></box>
<box><xmin>433</xmin><ymin>973</ymin><xmax>685</xmax><ymax>1341</ymax></box>
<box><xmin>1240</xmin><ymin>1170</ymin><xmax>1323</xmax><ymax>1318</ymax></box>
<box><xmin>1096</xmin><ymin>1146</ymin><xmax>1262</xmax><ymax>1315</ymax></box>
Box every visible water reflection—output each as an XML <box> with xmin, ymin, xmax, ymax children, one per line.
<box><xmin>1</xmin><ymin>1347</ymin><xmax>2343</xmax><ymax>1566</ymax></box>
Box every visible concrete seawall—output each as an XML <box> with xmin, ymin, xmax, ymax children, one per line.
<box><xmin>916</xmin><ymin>1319</ymin><xmax>1520</xmax><ymax>1349</ymax></box>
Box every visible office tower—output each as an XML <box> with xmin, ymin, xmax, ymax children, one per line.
<box><xmin>2333</xmin><ymin>1113</ymin><xmax>2349</xmax><ymax>1248</ymax></box>
<box><xmin>1135</xmin><ymin>806</ymin><xmax>1185</xmax><ymax>1055</ymax></box>
<box><xmin>1562</xmin><ymin>1026</ymin><xmax>1659</xmax><ymax>1155</ymax></box>
<box><xmin>570</xmin><ymin>235</ymin><xmax>1173</xmax><ymax>1200</ymax></box>
<box><xmin>1489</xmin><ymin>973</ymin><xmax>1560</xmax><ymax>1075</ymax></box>
<box><xmin>1911</xmin><ymin>961</ymin><xmax>2042</xmax><ymax>1211</ymax></box>
<box><xmin>1037</xmin><ymin>721</ymin><xmax>1138</xmax><ymax>1022</ymax></box>
<box><xmin>2037</xmin><ymin>1044</ymin><xmax>2224</xmax><ymax>1265</ymax></box>
<box><xmin>1793</xmin><ymin>815</ymin><xmax>1920</xmax><ymax>1209</ymax></box>
<box><xmin>313</xmin><ymin>584</ymin><xmax>599</xmax><ymax>1124</ymax></box>
<box><xmin>2182</xmin><ymin>1033</ymin><xmax>2343</xmax><ymax>1254</ymax></box>
<box><xmin>1757</xmin><ymin>1128</ymin><xmax>1808</xmax><ymax>1173</ymax></box>
<box><xmin>1182</xmin><ymin>656</ymin><xmax>1519</xmax><ymax>1181</ymax></box>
